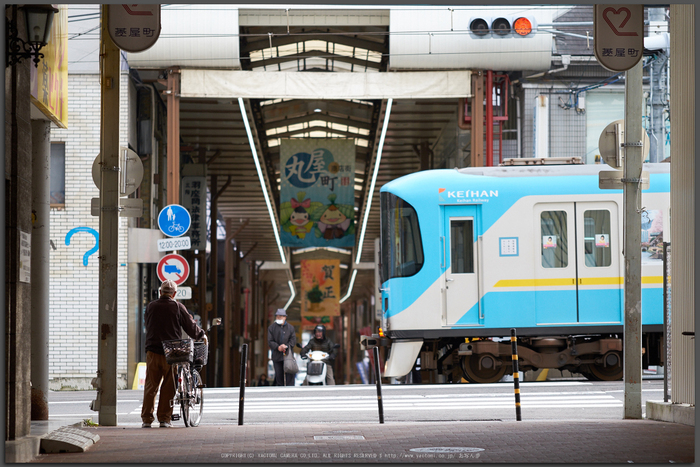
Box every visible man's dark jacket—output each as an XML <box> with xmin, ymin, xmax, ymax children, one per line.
<box><xmin>144</xmin><ymin>297</ymin><xmax>205</xmax><ymax>355</ymax></box>
<box><xmin>267</xmin><ymin>321</ymin><xmax>296</xmax><ymax>362</ymax></box>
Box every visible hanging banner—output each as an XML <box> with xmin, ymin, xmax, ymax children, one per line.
<box><xmin>301</xmin><ymin>315</ymin><xmax>334</xmax><ymax>331</ymax></box>
<box><xmin>300</xmin><ymin>259</ymin><xmax>341</xmax><ymax>317</ymax></box>
<box><xmin>279</xmin><ymin>139</ymin><xmax>355</xmax><ymax>248</ymax></box>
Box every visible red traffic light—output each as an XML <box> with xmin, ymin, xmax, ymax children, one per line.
<box><xmin>513</xmin><ymin>17</ymin><xmax>533</xmax><ymax>36</ymax></box>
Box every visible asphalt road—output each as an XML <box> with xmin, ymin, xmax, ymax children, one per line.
<box><xmin>47</xmin><ymin>378</ymin><xmax>667</xmax><ymax>428</ymax></box>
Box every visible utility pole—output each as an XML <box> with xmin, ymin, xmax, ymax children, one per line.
<box><xmin>92</xmin><ymin>4</ymin><xmax>120</xmax><ymax>426</ymax></box>
<box><xmin>623</xmin><ymin>60</ymin><xmax>644</xmax><ymax>419</ymax></box>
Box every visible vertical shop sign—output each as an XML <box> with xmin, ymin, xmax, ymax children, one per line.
<box><xmin>30</xmin><ymin>4</ymin><xmax>68</xmax><ymax>128</ymax></box>
<box><xmin>181</xmin><ymin>176</ymin><xmax>207</xmax><ymax>250</ymax></box>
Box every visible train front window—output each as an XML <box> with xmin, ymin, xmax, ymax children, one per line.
<box><xmin>380</xmin><ymin>192</ymin><xmax>424</xmax><ymax>280</ymax></box>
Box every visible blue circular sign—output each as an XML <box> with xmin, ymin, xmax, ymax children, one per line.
<box><xmin>158</xmin><ymin>204</ymin><xmax>191</xmax><ymax>238</ymax></box>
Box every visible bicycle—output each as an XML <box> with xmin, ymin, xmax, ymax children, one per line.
<box><xmin>168</xmin><ymin>223</ymin><xmax>185</xmax><ymax>234</ymax></box>
<box><xmin>162</xmin><ymin>318</ymin><xmax>220</xmax><ymax>427</ymax></box>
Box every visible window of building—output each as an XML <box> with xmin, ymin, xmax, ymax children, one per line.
<box><xmin>50</xmin><ymin>143</ymin><xmax>65</xmax><ymax>207</ymax></box>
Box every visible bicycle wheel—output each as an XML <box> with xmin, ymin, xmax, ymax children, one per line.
<box><xmin>178</xmin><ymin>365</ymin><xmax>191</xmax><ymax>426</ymax></box>
<box><xmin>188</xmin><ymin>369</ymin><xmax>204</xmax><ymax>427</ymax></box>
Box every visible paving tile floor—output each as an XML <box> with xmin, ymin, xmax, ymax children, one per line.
<box><xmin>30</xmin><ymin>419</ymin><xmax>694</xmax><ymax>464</ymax></box>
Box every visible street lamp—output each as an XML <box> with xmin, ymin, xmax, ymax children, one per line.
<box><xmin>6</xmin><ymin>4</ymin><xmax>59</xmax><ymax>68</ymax></box>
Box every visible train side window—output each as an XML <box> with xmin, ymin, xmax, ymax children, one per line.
<box><xmin>583</xmin><ymin>210</ymin><xmax>611</xmax><ymax>267</ymax></box>
<box><xmin>450</xmin><ymin>219</ymin><xmax>474</xmax><ymax>273</ymax></box>
<box><xmin>540</xmin><ymin>211</ymin><xmax>568</xmax><ymax>268</ymax></box>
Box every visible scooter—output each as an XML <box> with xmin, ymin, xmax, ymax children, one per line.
<box><xmin>297</xmin><ymin>343</ymin><xmax>340</xmax><ymax>385</ymax></box>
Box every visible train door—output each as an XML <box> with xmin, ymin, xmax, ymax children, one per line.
<box><xmin>534</xmin><ymin>202</ymin><xmax>622</xmax><ymax>325</ymax></box>
<box><xmin>443</xmin><ymin>205</ymin><xmax>481</xmax><ymax>326</ymax></box>
<box><xmin>575</xmin><ymin>202</ymin><xmax>622</xmax><ymax>323</ymax></box>
<box><xmin>534</xmin><ymin>204</ymin><xmax>578</xmax><ymax>324</ymax></box>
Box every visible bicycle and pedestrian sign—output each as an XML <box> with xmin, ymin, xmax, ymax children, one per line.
<box><xmin>158</xmin><ymin>204</ymin><xmax>191</xmax><ymax>238</ymax></box>
<box><xmin>157</xmin><ymin>253</ymin><xmax>190</xmax><ymax>285</ymax></box>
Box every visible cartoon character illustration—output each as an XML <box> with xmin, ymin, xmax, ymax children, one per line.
<box><xmin>313</xmin><ymin>194</ymin><xmax>355</xmax><ymax>241</ymax></box>
<box><xmin>280</xmin><ymin>192</ymin><xmax>322</xmax><ymax>240</ymax></box>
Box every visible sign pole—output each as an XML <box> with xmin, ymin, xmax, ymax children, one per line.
<box><xmin>93</xmin><ymin>4</ymin><xmax>120</xmax><ymax>426</ymax></box>
<box><xmin>623</xmin><ymin>60</ymin><xmax>644</xmax><ymax>419</ymax></box>
<box><xmin>594</xmin><ymin>3</ymin><xmax>645</xmax><ymax>421</ymax></box>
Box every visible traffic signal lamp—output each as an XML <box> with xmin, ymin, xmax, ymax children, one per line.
<box><xmin>469</xmin><ymin>16</ymin><xmax>536</xmax><ymax>37</ymax></box>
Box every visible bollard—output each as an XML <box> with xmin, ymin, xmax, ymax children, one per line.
<box><xmin>372</xmin><ymin>346</ymin><xmax>384</xmax><ymax>424</ymax></box>
<box><xmin>238</xmin><ymin>343</ymin><xmax>248</xmax><ymax>426</ymax></box>
<box><xmin>510</xmin><ymin>329</ymin><xmax>522</xmax><ymax>421</ymax></box>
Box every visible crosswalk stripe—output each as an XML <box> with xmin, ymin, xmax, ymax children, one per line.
<box><xmin>130</xmin><ymin>394</ymin><xmax>621</xmax><ymax>415</ymax></box>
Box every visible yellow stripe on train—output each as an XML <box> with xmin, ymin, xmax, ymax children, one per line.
<box><xmin>494</xmin><ymin>276</ymin><xmax>662</xmax><ymax>288</ymax></box>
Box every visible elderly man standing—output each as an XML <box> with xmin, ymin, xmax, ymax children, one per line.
<box><xmin>141</xmin><ymin>280</ymin><xmax>206</xmax><ymax>428</ymax></box>
<box><xmin>267</xmin><ymin>308</ymin><xmax>297</xmax><ymax>386</ymax></box>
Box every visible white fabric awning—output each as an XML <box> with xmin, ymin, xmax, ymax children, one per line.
<box><xmin>180</xmin><ymin>70</ymin><xmax>472</xmax><ymax>100</ymax></box>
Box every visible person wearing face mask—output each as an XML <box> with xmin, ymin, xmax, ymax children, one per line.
<box><xmin>267</xmin><ymin>308</ymin><xmax>297</xmax><ymax>386</ymax></box>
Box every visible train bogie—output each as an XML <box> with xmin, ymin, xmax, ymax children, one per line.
<box><xmin>379</xmin><ymin>163</ymin><xmax>670</xmax><ymax>383</ymax></box>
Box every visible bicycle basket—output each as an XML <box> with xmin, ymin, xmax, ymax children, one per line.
<box><xmin>162</xmin><ymin>339</ymin><xmax>193</xmax><ymax>365</ymax></box>
<box><xmin>193</xmin><ymin>341</ymin><xmax>208</xmax><ymax>366</ymax></box>
<box><xmin>307</xmin><ymin>361</ymin><xmax>324</xmax><ymax>376</ymax></box>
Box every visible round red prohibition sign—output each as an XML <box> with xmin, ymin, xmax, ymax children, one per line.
<box><xmin>157</xmin><ymin>253</ymin><xmax>190</xmax><ymax>285</ymax></box>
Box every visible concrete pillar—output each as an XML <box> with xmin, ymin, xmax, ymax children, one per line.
<box><xmin>669</xmin><ymin>3</ymin><xmax>696</xmax><ymax>406</ymax></box>
<box><xmin>30</xmin><ymin>119</ymin><xmax>51</xmax><ymax>420</ymax></box>
<box><xmin>5</xmin><ymin>4</ymin><xmax>34</xmax><ymax>446</ymax></box>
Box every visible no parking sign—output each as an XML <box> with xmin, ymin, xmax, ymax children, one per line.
<box><xmin>157</xmin><ymin>253</ymin><xmax>190</xmax><ymax>285</ymax></box>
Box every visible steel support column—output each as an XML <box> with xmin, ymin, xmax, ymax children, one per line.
<box><xmin>485</xmin><ymin>70</ymin><xmax>494</xmax><ymax>167</ymax></box>
<box><xmin>223</xmin><ymin>218</ymin><xmax>234</xmax><ymax>386</ymax></box>
<box><xmin>470</xmin><ymin>72</ymin><xmax>484</xmax><ymax>167</ymax></box>
<box><xmin>166</xmin><ymin>68</ymin><xmax>180</xmax><ymax>206</ymax></box>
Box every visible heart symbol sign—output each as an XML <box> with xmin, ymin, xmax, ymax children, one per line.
<box><xmin>602</xmin><ymin>7</ymin><xmax>639</xmax><ymax>36</ymax></box>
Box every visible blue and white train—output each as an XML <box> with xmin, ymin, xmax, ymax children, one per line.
<box><xmin>378</xmin><ymin>161</ymin><xmax>670</xmax><ymax>383</ymax></box>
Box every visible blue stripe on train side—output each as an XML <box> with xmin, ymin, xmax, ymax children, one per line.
<box><xmin>381</xmin><ymin>168</ymin><xmax>669</xmax><ymax>321</ymax></box>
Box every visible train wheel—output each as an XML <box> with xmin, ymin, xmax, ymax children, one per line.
<box><xmin>461</xmin><ymin>354</ymin><xmax>506</xmax><ymax>384</ymax></box>
<box><xmin>588</xmin><ymin>352</ymin><xmax>623</xmax><ymax>381</ymax></box>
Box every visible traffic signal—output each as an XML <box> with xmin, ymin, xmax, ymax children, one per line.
<box><xmin>469</xmin><ymin>16</ymin><xmax>537</xmax><ymax>37</ymax></box>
